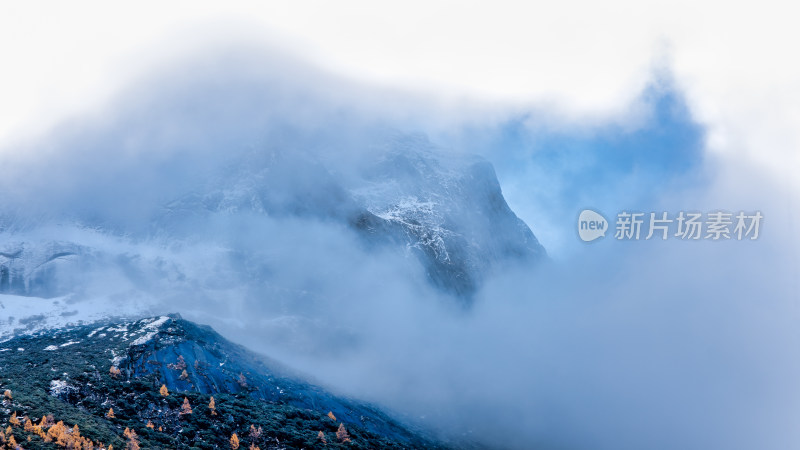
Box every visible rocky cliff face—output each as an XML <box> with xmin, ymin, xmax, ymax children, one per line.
<box><xmin>0</xmin><ymin>241</ymin><xmax>84</xmax><ymax>298</ymax></box>
<box><xmin>0</xmin><ymin>134</ymin><xmax>545</xmax><ymax>305</ymax></box>
<box><xmin>349</xmin><ymin>135</ymin><xmax>546</xmax><ymax>298</ymax></box>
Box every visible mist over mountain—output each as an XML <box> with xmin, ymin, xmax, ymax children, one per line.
<box><xmin>0</xmin><ymin>47</ymin><xmax>798</xmax><ymax>450</ymax></box>
<box><xmin>0</xmin><ymin>129</ymin><xmax>545</xmax><ymax>327</ymax></box>
<box><xmin>0</xmin><ymin>51</ymin><xmax>551</xmax><ymax>449</ymax></box>
<box><xmin>0</xmin><ymin>50</ymin><xmax>545</xmax><ymax>311</ymax></box>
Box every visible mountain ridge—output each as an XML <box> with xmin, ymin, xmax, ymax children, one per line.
<box><xmin>0</xmin><ymin>314</ymin><xmax>449</xmax><ymax>449</ymax></box>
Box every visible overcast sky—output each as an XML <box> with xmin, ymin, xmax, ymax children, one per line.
<box><xmin>4</xmin><ymin>0</ymin><xmax>797</xmax><ymax>259</ymax></box>
<box><xmin>1</xmin><ymin>1</ymin><xmax>798</xmax><ymax>188</ymax></box>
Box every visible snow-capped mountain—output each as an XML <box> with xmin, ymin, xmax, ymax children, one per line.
<box><xmin>156</xmin><ymin>134</ymin><xmax>545</xmax><ymax>299</ymax></box>
<box><xmin>350</xmin><ymin>135</ymin><xmax>546</xmax><ymax>298</ymax></box>
<box><xmin>0</xmin><ymin>133</ymin><xmax>545</xmax><ymax>340</ymax></box>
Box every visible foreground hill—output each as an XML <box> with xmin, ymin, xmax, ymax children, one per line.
<box><xmin>0</xmin><ymin>315</ymin><xmax>446</xmax><ymax>449</ymax></box>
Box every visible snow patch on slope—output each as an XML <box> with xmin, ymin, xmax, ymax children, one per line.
<box><xmin>0</xmin><ymin>293</ymin><xmax>157</xmax><ymax>343</ymax></box>
<box><xmin>130</xmin><ymin>316</ymin><xmax>170</xmax><ymax>346</ymax></box>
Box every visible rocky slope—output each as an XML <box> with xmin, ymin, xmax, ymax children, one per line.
<box><xmin>0</xmin><ymin>315</ymin><xmax>445</xmax><ymax>449</ymax></box>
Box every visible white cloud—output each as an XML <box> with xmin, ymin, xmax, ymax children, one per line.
<box><xmin>1</xmin><ymin>0</ymin><xmax>798</xmax><ymax>187</ymax></box>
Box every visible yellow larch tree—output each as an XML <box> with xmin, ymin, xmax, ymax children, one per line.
<box><xmin>336</xmin><ymin>423</ymin><xmax>351</xmax><ymax>443</ymax></box>
<box><xmin>180</xmin><ymin>397</ymin><xmax>193</xmax><ymax>415</ymax></box>
<box><xmin>124</xmin><ymin>427</ymin><xmax>140</xmax><ymax>450</ymax></box>
<box><xmin>49</xmin><ymin>420</ymin><xmax>68</xmax><ymax>446</ymax></box>
<box><xmin>230</xmin><ymin>432</ymin><xmax>240</xmax><ymax>449</ymax></box>
<box><xmin>159</xmin><ymin>384</ymin><xmax>169</xmax><ymax>396</ymax></box>
<box><xmin>208</xmin><ymin>397</ymin><xmax>217</xmax><ymax>416</ymax></box>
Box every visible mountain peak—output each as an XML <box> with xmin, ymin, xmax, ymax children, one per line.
<box><xmin>0</xmin><ymin>134</ymin><xmax>545</xmax><ymax>305</ymax></box>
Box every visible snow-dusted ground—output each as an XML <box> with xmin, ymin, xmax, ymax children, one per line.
<box><xmin>0</xmin><ymin>293</ymin><xmax>157</xmax><ymax>343</ymax></box>
<box><xmin>1</xmin><ymin>313</ymin><xmax>174</xmax><ymax>376</ymax></box>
